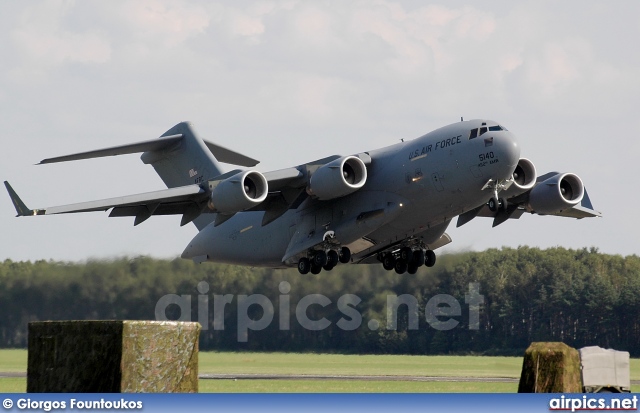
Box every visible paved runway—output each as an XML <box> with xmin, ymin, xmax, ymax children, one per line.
<box><xmin>200</xmin><ymin>373</ymin><xmax>519</xmax><ymax>382</ymax></box>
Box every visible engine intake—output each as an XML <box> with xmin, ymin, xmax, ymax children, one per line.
<box><xmin>208</xmin><ymin>170</ymin><xmax>268</xmax><ymax>214</ymax></box>
<box><xmin>527</xmin><ymin>173</ymin><xmax>584</xmax><ymax>215</ymax></box>
<box><xmin>308</xmin><ymin>156</ymin><xmax>367</xmax><ymax>200</ymax></box>
<box><xmin>502</xmin><ymin>158</ymin><xmax>537</xmax><ymax>198</ymax></box>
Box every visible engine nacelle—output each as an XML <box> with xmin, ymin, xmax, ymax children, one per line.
<box><xmin>308</xmin><ymin>156</ymin><xmax>367</xmax><ymax>200</ymax></box>
<box><xmin>208</xmin><ymin>170</ymin><xmax>268</xmax><ymax>214</ymax></box>
<box><xmin>501</xmin><ymin>158</ymin><xmax>537</xmax><ymax>199</ymax></box>
<box><xmin>527</xmin><ymin>173</ymin><xmax>584</xmax><ymax>214</ymax></box>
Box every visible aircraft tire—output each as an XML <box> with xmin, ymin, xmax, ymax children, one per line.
<box><xmin>400</xmin><ymin>247</ymin><xmax>413</xmax><ymax>263</ymax></box>
<box><xmin>310</xmin><ymin>264</ymin><xmax>322</xmax><ymax>275</ymax></box>
<box><xmin>499</xmin><ymin>197</ymin><xmax>508</xmax><ymax>211</ymax></box>
<box><xmin>407</xmin><ymin>264</ymin><xmax>418</xmax><ymax>275</ymax></box>
<box><xmin>382</xmin><ymin>254</ymin><xmax>395</xmax><ymax>271</ymax></box>
<box><xmin>394</xmin><ymin>260</ymin><xmax>408</xmax><ymax>274</ymax></box>
<box><xmin>327</xmin><ymin>250</ymin><xmax>339</xmax><ymax>267</ymax></box>
<box><xmin>313</xmin><ymin>250</ymin><xmax>328</xmax><ymax>267</ymax></box>
<box><xmin>488</xmin><ymin>197</ymin><xmax>499</xmax><ymax>212</ymax></box>
<box><xmin>413</xmin><ymin>250</ymin><xmax>425</xmax><ymax>267</ymax></box>
<box><xmin>298</xmin><ymin>257</ymin><xmax>311</xmax><ymax>274</ymax></box>
<box><xmin>338</xmin><ymin>246</ymin><xmax>351</xmax><ymax>263</ymax></box>
<box><xmin>425</xmin><ymin>250</ymin><xmax>436</xmax><ymax>267</ymax></box>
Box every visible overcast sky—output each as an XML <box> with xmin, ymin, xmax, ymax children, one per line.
<box><xmin>1</xmin><ymin>1</ymin><xmax>638</xmax><ymax>263</ymax></box>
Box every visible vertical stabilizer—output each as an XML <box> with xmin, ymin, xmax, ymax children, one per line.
<box><xmin>141</xmin><ymin>122</ymin><xmax>223</xmax><ymax>230</ymax></box>
<box><xmin>141</xmin><ymin>122</ymin><xmax>223</xmax><ymax>188</ymax></box>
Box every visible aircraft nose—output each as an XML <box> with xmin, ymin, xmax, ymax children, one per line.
<box><xmin>495</xmin><ymin>131</ymin><xmax>520</xmax><ymax>167</ymax></box>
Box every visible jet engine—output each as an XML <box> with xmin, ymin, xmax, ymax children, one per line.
<box><xmin>527</xmin><ymin>173</ymin><xmax>584</xmax><ymax>214</ymax></box>
<box><xmin>308</xmin><ymin>156</ymin><xmax>367</xmax><ymax>200</ymax></box>
<box><xmin>208</xmin><ymin>170</ymin><xmax>268</xmax><ymax>214</ymax></box>
<box><xmin>501</xmin><ymin>158</ymin><xmax>537</xmax><ymax>198</ymax></box>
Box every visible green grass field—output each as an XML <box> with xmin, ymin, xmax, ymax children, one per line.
<box><xmin>1</xmin><ymin>350</ymin><xmax>638</xmax><ymax>393</ymax></box>
<box><xmin>199</xmin><ymin>352</ymin><xmax>525</xmax><ymax>377</ymax></box>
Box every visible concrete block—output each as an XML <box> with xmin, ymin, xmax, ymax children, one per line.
<box><xmin>28</xmin><ymin>320</ymin><xmax>199</xmax><ymax>393</ymax></box>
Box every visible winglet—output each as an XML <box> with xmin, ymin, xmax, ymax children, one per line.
<box><xmin>4</xmin><ymin>181</ymin><xmax>42</xmax><ymax>216</ymax></box>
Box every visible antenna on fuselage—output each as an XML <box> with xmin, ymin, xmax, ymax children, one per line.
<box><xmin>461</xmin><ymin>116</ymin><xmax>464</xmax><ymax>122</ymax></box>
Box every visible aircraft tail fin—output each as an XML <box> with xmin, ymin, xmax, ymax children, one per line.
<box><xmin>35</xmin><ymin>121</ymin><xmax>261</xmax><ymax>230</ymax></box>
<box><xmin>140</xmin><ymin>122</ymin><xmax>224</xmax><ymax>189</ymax></box>
<box><xmin>38</xmin><ymin>122</ymin><xmax>259</xmax><ymax>183</ymax></box>
<box><xmin>139</xmin><ymin>122</ymin><xmax>259</xmax><ymax>230</ymax></box>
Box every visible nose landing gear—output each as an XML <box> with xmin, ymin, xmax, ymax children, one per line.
<box><xmin>488</xmin><ymin>196</ymin><xmax>508</xmax><ymax>212</ymax></box>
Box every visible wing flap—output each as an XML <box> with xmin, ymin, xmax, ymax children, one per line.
<box><xmin>548</xmin><ymin>205</ymin><xmax>602</xmax><ymax>219</ymax></box>
<box><xmin>45</xmin><ymin>184</ymin><xmax>206</xmax><ymax>215</ymax></box>
<box><xmin>6</xmin><ymin>180</ymin><xmax>210</xmax><ymax>227</ymax></box>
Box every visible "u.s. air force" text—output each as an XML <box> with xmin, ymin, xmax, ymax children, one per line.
<box><xmin>409</xmin><ymin>135</ymin><xmax>462</xmax><ymax>160</ymax></box>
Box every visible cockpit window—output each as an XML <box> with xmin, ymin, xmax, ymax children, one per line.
<box><xmin>471</xmin><ymin>124</ymin><xmax>506</xmax><ymax>139</ymax></box>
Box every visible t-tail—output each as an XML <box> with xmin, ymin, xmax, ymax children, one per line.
<box><xmin>23</xmin><ymin>121</ymin><xmax>260</xmax><ymax>230</ymax></box>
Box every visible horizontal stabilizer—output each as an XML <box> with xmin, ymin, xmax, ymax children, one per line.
<box><xmin>39</xmin><ymin>135</ymin><xmax>183</xmax><ymax>165</ymax></box>
<box><xmin>39</xmin><ymin>134</ymin><xmax>260</xmax><ymax>167</ymax></box>
<box><xmin>203</xmin><ymin>141</ymin><xmax>259</xmax><ymax>167</ymax></box>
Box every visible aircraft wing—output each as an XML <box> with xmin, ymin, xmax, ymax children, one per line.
<box><xmin>4</xmin><ymin>181</ymin><xmax>209</xmax><ymax>226</ymax></box>
<box><xmin>6</xmin><ymin>147</ymin><xmax>373</xmax><ymax>228</ymax></box>
<box><xmin>456</xmin><ymin>172</ymin><xmax>602</xmax><ymax>228</ymax></box>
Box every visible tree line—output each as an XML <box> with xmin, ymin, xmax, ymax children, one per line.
<box><xmin>1</xmin><ymin>247</ymin><xmax>638</xmax><ymax>356</ymax></box>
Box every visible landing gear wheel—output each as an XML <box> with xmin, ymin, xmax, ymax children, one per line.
<box><xmin>326</xmin><ymin>250</ymin><xmax>339</xmax><ymax>267</ymax></box>
<box><xmin>407</xmin><ymin>264</ymin><xmax>418</xmax><ymax>275</ymax></box>
<box><xmin>400</xmin><ymin>247</ymin><xmax>413</xmax><ymax>263</ymax></box>
<box><xmin>312</xmin><ymin>250</ymin><xmax>328</xmax><ymax>267</ymax></box>
<box><xmin>338</xmin><ymin>246</ymin><xmax>351</xmax><ymax>263</ymax></box>
<box><xmin>323</xmin><ymin>250</ymin><xmax>337</xmax><ymax>271</ymax></box>
<box><xmin>310</xmin><ymin>264</ymin><xmax>322</xmax><ymax>275</ymax></box>
<box><xmin>413</xmin><ymin>250</ymin><xmax>425</xmax><ymax>267</ymax></box>
<box><xmin>297</xmin><ymin>257</ymin><xmax>311</xmax><ymax>274</ymax></box>
<box><xmin>499</xmin><ymin>197</ymin><xmax>508</xmax><ymax>211</ymax></box>
<box><xmin>394</xmin><ymin>259</ymin><xmax>408</xmax><ymax>274</ymax></box>
<box><xmin>425</xmin><ymin>250</ymin><xmax>436</xmax><ymax>267</ymax></box>
<box><xmin>488</xmin><ymin>196</ymin><xmax>499</xmax><ymax>212</ymax></box>
<box><xmin>382</xmin><ymin>254</ymin><xmax>395</xmax><ymax>271</ymax></box>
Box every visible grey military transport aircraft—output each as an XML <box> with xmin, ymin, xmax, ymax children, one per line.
<box><xmin>5</xmin><ymin>120</ymin><xmax>600</xmax><ymax>274</ymax></box>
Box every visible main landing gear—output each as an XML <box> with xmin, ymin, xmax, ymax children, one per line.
<box><xmin>379</xmin><ymin>247</ymin><xmax>436</xmax><ymax>275</ymax></box>
<box><xmin>297</xmin><ymin>246</ymin><xmax>351</xmax><ymax>275</ymax></box>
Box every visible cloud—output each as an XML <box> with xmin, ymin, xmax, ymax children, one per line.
<box><xmin>1</xmin><ymin>1</ymin><xmax>640</xmax><ymax>261</ymax></box>
<box><xmin>12</xmin><ymin>0</ymin><xmax>111</xmax><ymax>67</ymax></box>
<box><xmin>119</xmin><ymin>0</ymin><xmax>210</xmax><ymax>46</ymax></box>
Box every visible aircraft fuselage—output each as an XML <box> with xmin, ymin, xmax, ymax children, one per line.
<box><xmin>181</xmin><ymin>120</ymin><xmax>520</xmax><ymax>267</ymax></box>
